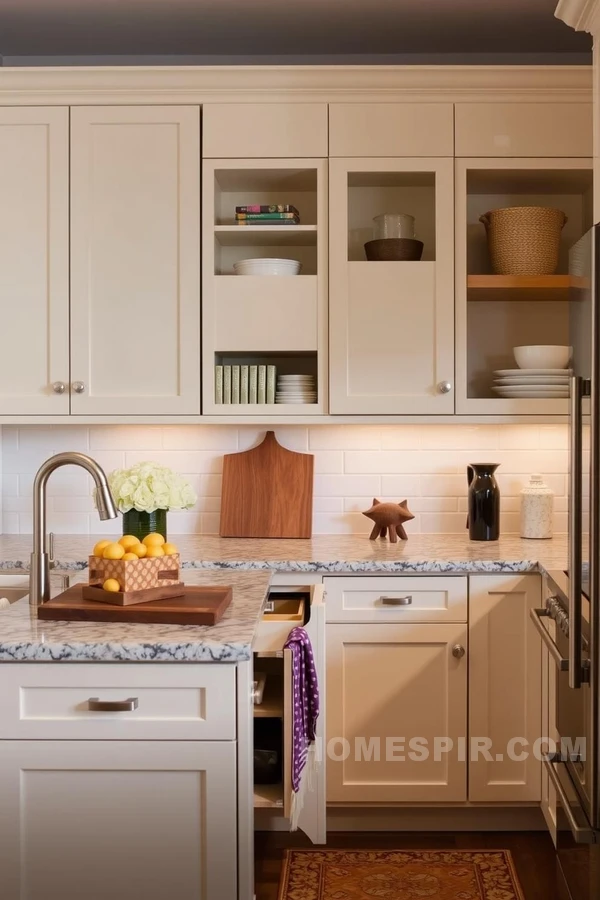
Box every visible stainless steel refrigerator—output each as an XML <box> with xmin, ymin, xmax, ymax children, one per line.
<box><xmin>539</xmin><ymin>225</ymin><xmax>600</xmax><ymax>900</ymax></box>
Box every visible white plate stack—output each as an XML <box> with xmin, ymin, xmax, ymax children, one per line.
<box><xmin>492</xmin><ymin>368</ymin><xmax>571</xmax><ymax>399</ymax></box>
<box><xmin>276</xmin><ymin>374</ymin><xmax>317</xmax><ymax>404</ymax></box>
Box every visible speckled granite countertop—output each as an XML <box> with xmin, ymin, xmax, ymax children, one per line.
<box><xmin>0</xmin><ymin>534</ymin><xmax>568</xmax><ymax>576</ymax></box>
<box><xmin>0</xmin><ymin>569</ymin><xmax>271</xmax><ymax>663</ymax></box>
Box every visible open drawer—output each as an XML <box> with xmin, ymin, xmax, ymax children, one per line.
<box><xmin>252</xmin><ymin>583</ymin><xmax>325</xmax><ymax>845</ymax></box>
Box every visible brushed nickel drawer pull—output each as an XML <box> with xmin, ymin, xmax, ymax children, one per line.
<box><xmin>88</xmin><ymin>697</ymin><xmax>139</xmax><ymax>712</ymax></box>
<box><xmin>452</xmin><ymin>644</ymin><xmax>466</xmax><ymax>659</ymax></box>
<box><xmin>380</xmin><ymin>595</ymin><xmax>413</xmax><ymax>606</ymax></box>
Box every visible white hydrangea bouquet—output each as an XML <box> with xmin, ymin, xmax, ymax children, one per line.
<box><xmin>108</xmin><ymin>461</ymin><xmax>197</xmax><ymax>514</ymax></box>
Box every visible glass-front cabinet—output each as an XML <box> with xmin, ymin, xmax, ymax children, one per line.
<box><xmin>455</xmin><ymin>157</ymin><xmax>593</xmax><ymax>416</ymax></box>
<box><xmin>329</xmin><ymin>157</ymin><xmax>454</xmax><ymax>415</ymax></box>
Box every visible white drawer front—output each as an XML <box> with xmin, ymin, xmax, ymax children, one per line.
<box><xmin>0</xmin><ymin>664</ymin><xmax>236</xmax><ymax>741</ymax></box>
<box><xmin>323</xmin><ymin>576</ymin><xmax>468</xmax><ymax>623</ymax></box>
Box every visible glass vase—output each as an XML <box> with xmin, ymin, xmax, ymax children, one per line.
<box><xmin>122</xmin><ymin>509</ymin><xmax>167</xmax><ymax>542</ymax></box>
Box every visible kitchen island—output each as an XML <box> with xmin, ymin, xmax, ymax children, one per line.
<box><xmin>0</xmin><ymin>568</ymin><xmax>271</xmax><ymax>900</ymax></box>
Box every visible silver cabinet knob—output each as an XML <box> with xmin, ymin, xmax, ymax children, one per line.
<box><xmin>52</xmin><ymin>381</ymin><xmax>66</xmax><ymax>394</ymax></box>
<box><xmin>452</xmin><ymin>644</ymin><xmax>466</xmax><ymax>659</ymax></box>
<box><xmin>438</xmin><ymin>381</ymin><xmax>452</xmax><ymax>394</ymax></box>
<box><xmin>72</xmin><ymin>381</ymin><xmax>85</xmax><ymax>394</ymax></box>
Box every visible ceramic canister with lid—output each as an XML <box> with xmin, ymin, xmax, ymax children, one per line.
<box><xmin>520</xmin><ymin>474</ymin><xmax>554</xmax><ymax>539</ymax></box>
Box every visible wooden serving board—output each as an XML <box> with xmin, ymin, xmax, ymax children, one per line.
<box><xmin>220</xmin><ymin>430</ymin><xmax>314</xmax><ymax>538</ymax></box>
<box><xmin>38</xmin><ymin>584</ymin><xmax>233</xmax><ymax>626</ymax></box>
<box><xmin>82</xmin><ymin>582</ymin><xmax>186</xmax><ymax>607</ymax></box>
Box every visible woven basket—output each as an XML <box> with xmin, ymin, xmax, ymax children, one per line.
<box><xmin>479</xmin><ymin>206</ymin><xmax>567</xmax><ymax>276</ymax></box>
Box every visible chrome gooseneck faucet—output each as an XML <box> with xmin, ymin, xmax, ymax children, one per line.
<box><xmin>30</xmin><ymin>452</ymin><xmax>118</xmax><ymax>607</ymax></box>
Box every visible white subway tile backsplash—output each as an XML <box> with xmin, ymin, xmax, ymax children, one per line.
<box><xmin>1</xmin><ymin>424</ymin><xmax>570</xmax><ymax>536</ymax></box>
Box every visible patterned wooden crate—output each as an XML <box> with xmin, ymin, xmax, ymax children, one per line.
<box><xmin>88</xmin><ymin>553</ymin><xmax>180</xmax><ymax>592</ymax></box>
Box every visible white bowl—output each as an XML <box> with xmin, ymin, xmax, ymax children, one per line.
<box><xmin>233</xmin><ymin>258</ymin><xmax>302</xmax><ymax>276</ymax></box>
<box><xmin>513</xmin><ymin>345</ymin><xmax>570</xmax><ymax>370</ymax></box>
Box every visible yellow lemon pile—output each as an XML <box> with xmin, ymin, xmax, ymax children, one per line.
<box><xmin>91</xmin><ymin>534</ymin><xmax>179</xmax><ymax>592</ymax></box>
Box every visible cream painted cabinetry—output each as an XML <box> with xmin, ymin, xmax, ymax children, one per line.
<box><xmin>329</xmin><ymin>103</ymin><xmax>454</xmax><ymax>157</ymax></box>
<box><xmin>0</xmin><ymin>662</ymin><xmax>240</xmax><ymax>900</ymax></box>
<box><xmin>0</xmin><ymin>105</ymin><xmax>201</xmax><ymax>418</ymax></box>
<box><xmin>325</xmin><ymin>575</ymin><xmax>468</xmax><ymax>803</ymax></box>
<box><xmin>203</xmin><ymin>103</ymin><xmax>328</xmax><ymax>158</ymax></box>
<box><xmin>455</xmin><ymin>102</ymin><xmax>593</xmax><ymax>157</ymax></box>
<box><xmin>329</xmin><ymin>157</ymin><xmax>454</xmax><ymax>414</ymax></box>
<box><xmin>0</xmin><ymin>108</ymin><xmax>69</xmax><ymax>415</ymax></box>
<box><xmin>326</xmin><ymin>621</ymin><xmax>468</xmax><ymax>803</ymax></box>
<box><xmin>70</xmin><ymin>106</ymin><xmax>201</xmax><ymax>415</ymax></box>
<box><xmin>469</xmin><ymin>574</ymin><xmax>543</xmax><ymax>802</ymax></box>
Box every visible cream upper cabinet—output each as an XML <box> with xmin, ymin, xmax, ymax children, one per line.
<box><xmin>455</xmin><ymin>102</ymin><xmax>593</xmax><ymax>157</ymax></box>
<box><xmin>0</xmin><ymin>108</ymin><xmax>69</xmax><ymax>415</ymax></box>
<box><xmin>70</xmin><ymin>106</ymin><xmax>201</xmax><ymax>415</ymax></box>
<box><xmin>469</xmin><ymin>574</ymin><xmax>543</xmax><ymax>802</ymax></box>
<box><xmin>0</xmin><ymin>740</ymin><xmax>236</xmax><ymax>900</ymax></box>
<box><xmin>327</xmin><ymin>622</ymin><xmax>468</xmax><ymax>803</ymax></box>
<box><xmin>329</xmin><ymin>157</ymin><xmax>454</xmax><ymax>414</ymax></box>
<box><xmin>329</xmin><ymin>103</ymin><xmax>454</xmax><ymax>157</ymax></box>
<box><xmin>203</xmin><ymin>103</ymin><xmax>328</xmax><ymax>158</ymax></box>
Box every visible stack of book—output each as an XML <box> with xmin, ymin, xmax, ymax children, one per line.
<box><xmin>235</xmin><ymin>205</ymin><xmax>300</xmax><ymax>226</ymax></box>
<box><xmin>215</xmin><ymin>365</ymin><xmax>277</xmax><ymax>404</ymax></box>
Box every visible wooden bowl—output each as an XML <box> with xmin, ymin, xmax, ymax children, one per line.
<box><xmin>364</xmin><ymin>238</ymin><xmax>424</xmax><ymax>261</ymax></box>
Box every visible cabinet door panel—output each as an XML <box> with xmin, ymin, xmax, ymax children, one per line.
<box><xmin>469</xmin><ymin>574</ymin><xmax>542</xmax><ymax>802</ymax></box>
<box><xmin>329</xmin><ymin>157</ymin><xmax>454</xmax><ymax>414</ymax></box>
<box><xmin>327</xmin><ymin>623</ymin><xmax>467</xmax><ymax>802</ymax></box>
<box><xmin>0</xmin><ymin>108</ymin><xmax>69</xmax><ymax>414</ymax></box>
<box><xmin>329</xmin><ymin>103</ymin><xmax>454</xmax><ymax>157</ymax></box>
<box><xmin>70</xmin><ymin>106</ymin><xmax>200</xmax><ymax>415</ymax></box>
<box><xmin>0</xmin><ymin>740</ymin><xmax>236</xmax><ymax>900</ymax></box>
<box><xmin>455</xmin><ymin>102</ymin><xmax>592</xmax><ymax>157</ymax></box>
<box><xmin>203</xmin><ymin>103</ymin><xmax>327</xmax><ymax>158</ymax></box>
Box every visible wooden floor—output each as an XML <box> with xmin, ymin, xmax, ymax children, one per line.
<box><xmin>255</xmin><ymin>830</ymin><xmax>558</xmax><ymax>899</ymax></box>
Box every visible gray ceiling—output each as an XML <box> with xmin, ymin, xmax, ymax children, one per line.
<box><xmin>0</xmin><ymin>0</ymin><xmax>591</xmax><ymax>63</ymax></box>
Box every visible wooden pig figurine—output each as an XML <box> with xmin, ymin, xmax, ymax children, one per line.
<box><xmin>362</xmin><ymin>498</ymin><xmax>415</xmax><ymax>543</ymax></box>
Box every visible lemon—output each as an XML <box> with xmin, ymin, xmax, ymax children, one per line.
<box><xmin>103</xmin><ymin>542</ymin><xmax>125</xmax><ymax>560</ymax></box>
<box><xmin>92</xmin><ymin>539</ymin><xmax>111</xmax><ymax>558</ymax></box>
<box><xmin>129</xmin><ymin>542</ymin><xmax>148</xmax><ymax>558</ymax></box>
<box><xmin>102</xmin><ymin>578</ymin><xmax>120</xmax><ymax>593</ymax></box>
<box><xmin>119</xmin><ymin>535</ymin><xmax>141</xmax><ymax>550</ymax></box>
<box><xmin>142</xmin><ymin>532</ymin><xmax>165</xmax><ymax>547</ymax></box>
<box><xmin>122</xmin><ymin>552</ymin><xmax>138</xmax><ymax>561</ymax></box>
<box><xmin>145</xmin><ymin>545</ymin><xmax>165</xmax><ymax>558</ymax></box>
<box><xmin>162</xmin><ymin>542</ymin><xmax>179</xmax><ymax>556</ymax></box>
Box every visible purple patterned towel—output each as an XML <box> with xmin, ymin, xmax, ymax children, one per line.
<box><xmin>283</xmin><ymin>626</ymin><xmax>320</xmax><ymax>829</ymax></box>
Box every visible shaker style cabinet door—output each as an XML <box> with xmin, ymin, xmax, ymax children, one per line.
<box><xmin>70</xmin><ymin>106</ymin><xmax>201</xmax><ymax>415</ymax></box>
<box><xmin>329</xmin><ymin>157</ymin><xmax>455</xmax><ymax>414</ymax></box>
<box><xmin>0</xmin><ymin>740</ymin><xmax>237</xmax><ymax>900</ymax></box>
<box><xmin>469</xmin><ymin>574</ymin><xmax>543</xmax><ymax>802</ymax></box>
<box><xmin>0</xmin><ymin>108</ymin><xmax>69</xmax><ymax>414</ymax></box>
<box><xmin>326</xmin><ymin>623</ymin><xmax>468</xmax><ymax>802</ymax></box>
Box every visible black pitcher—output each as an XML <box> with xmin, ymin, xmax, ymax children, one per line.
<box><xmin>467</xmin><ymin>463</ymin><xmax>500</xmax><ymax>541</ymax></box>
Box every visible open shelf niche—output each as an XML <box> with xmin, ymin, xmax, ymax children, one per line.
<box><xmin>457</xmin><ymin>159</ymin><xmax>593</xmax><ymax>415</ymax></box>
<box><xmin>346</xmin><ymin>170</ymin><xmax>436</xmax><ymax>262</ymax></box>
<box><xmin>202</xmin><ymin>159</ymin><xmax>327</xmax><ymax>415</ymax></box>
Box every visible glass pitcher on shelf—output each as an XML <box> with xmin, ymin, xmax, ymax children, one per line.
<box><xmin>372</xmin><ymin>213</ymin><xmax>415</xmax><ymax>240</ymax></box>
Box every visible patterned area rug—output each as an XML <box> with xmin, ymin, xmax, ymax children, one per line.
<box><xmin>278</xmin><ymin>849</ymin><xmax>526</xmax><ymax>899</ymax></box>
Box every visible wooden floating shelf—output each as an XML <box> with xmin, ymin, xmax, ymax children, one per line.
<box><xmin>467</xmin><ymin>274</ymin><xmax>571</xmax><ymax>302</ymax></box>
<box><xmin>214</xmin><ymin>224</ymin><xmax>318</xmax><ymax>246</ymax></box>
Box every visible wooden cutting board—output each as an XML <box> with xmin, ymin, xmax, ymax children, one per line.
<box><xmin>37</xmin><ymin>584</ymin><xmax>232</xmax><ymax>626</ymax></box>
<box><xmin>220</xmin><ymin>430</ymin><xmax>314</xmax><ymax>538</ymax></box>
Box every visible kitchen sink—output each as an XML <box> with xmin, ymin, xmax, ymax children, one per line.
<box><xmin>0</xmin><ymin>573</ymin><xmax>30</xmax><ymax>604</ymax></box>
<box><xmin>0</xmin><ymin>572</ymin><xmax>69</xmax><ymax>605</ymax></box>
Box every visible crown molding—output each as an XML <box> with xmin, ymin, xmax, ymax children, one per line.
<box><xmin>555</xmin><ymin>0</ymin><xmax>600</xmax><ymax>34</ymax></box>
<box><xmin>0</xmin><ymin>64</ymin><xmax>592</xmax><ymax>105</ymax></box>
